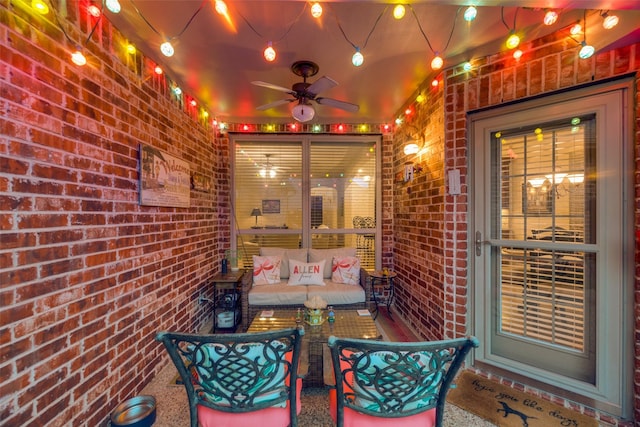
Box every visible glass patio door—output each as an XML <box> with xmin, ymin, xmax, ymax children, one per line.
<box><xmin>471</xmin><ymin>83</ymin><xmax>632</xmax><ymax>417</ymax></box>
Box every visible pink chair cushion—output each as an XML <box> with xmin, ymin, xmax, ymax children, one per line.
<box><xmin>329</xmin><ymin>388</ymin><xmax>436</xmax><ymax>427</ymax></box>
<box><xmin>197</xmin><ymin>377</ymin><xmax>303</xmax><ymax>427</ymax></box>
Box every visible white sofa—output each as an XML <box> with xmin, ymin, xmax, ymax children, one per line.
<box><xmin>241</xmin><ymin>247</ymin><xmax>370</xmax><ymax>329</ymax></box>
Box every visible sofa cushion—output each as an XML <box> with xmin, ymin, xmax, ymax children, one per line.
<box><xmin>307</xmin><ymin>280</ymin><xmax>365</xmax><ymax>305</ymax></box>
<box><xmin>260</xmin><ymin>247</ymin><xmax>308</xmax><ymax>279</ymax></box>
<box><xmin>248</xmin><ymin>282</ymin><xmax>309</xmax><ymax>305</ymax></box>
<box><xmin>288</xmin><ymin>260</ymin><xmax>325</xmax><ymax>286</ymax></box>
<box><xmin>332</xmin><ymin>256</ymin><xmax>361</xmax><ymax>285</ymax></box>
<box><xmin>253</xmin><ymin>255</ymin><xmax>282</xmax><ymax>285</ymax></box>
<box><xmin>309</xmin><ymin>248</ymin><xmax>357</xmax><ymax>279</ymax></box>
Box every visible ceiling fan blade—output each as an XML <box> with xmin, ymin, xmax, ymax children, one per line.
<box><xmin>306</xmin><ymin>76</ymin><xmax>337</xmax><ymax>96</ymax></box>
<box><xmin>256</xmin><ymin>99</ymin><xmax>295</xmax><ymax>111</ymax></box>
<box><xmin>316</xmin><ymin>97</ymin><xmax>360</xmax><ymax>112</ymax></box>
<box><xmin>252</xmin><ymin>81</ymin><xmax>295</xmax><ymax>95</ymax></box>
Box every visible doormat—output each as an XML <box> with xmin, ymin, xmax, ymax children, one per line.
<box><xmin>447</xmin><ymin>371</ymin><xmax>598</xmax><ymax>427</ymax></box>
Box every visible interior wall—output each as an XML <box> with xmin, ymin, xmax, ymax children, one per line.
<box><xmin>390</xmin><ymin>30</ymin><xmax>640</xmax><ymax>424</ymax></box>
<box><xmin>0</xmin><ymin>4</ymin><xmax>227</xmax><ymax>425</ymax></box>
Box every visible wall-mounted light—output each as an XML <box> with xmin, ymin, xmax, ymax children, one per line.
<box><xmin>404</xmin><ymin>143</ymin><xmax>419</xmax><ymax>155</ymax></box>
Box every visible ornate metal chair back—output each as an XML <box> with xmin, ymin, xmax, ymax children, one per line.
<box><xmin>157</xmin><ymin>327</ymin><xmax>304</xmax><ymax>427</ymax></box>
<box><xmin>328</xmin><ymin>335</ymin><xmax>479</xmax><ymax>427</ymax></box>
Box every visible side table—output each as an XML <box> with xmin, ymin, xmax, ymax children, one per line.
<box><xmin>211</xmin><ymin>269</ymin><xmax>245</xmax><ymax>332</ymax></box>
<box><xmin>369</xmin><ymin>270</ymin><xmax>397</xmax><ymax>320</ymax></box>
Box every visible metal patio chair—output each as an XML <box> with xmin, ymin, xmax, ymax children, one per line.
<box><xmin>327</xmin><ymin>335</ymin><xmax>479</xmax><ymax>427</ymax></box>
<box><xmin>156</xmin><ymin>327</ymin><xmax>304</xmax><ymax>427</ymax></box>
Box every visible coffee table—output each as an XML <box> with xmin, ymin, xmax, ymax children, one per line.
<box><xmin>247</xmin><ymin>309</ymin><xmax>381</xmax><ymax>387</ymax></box>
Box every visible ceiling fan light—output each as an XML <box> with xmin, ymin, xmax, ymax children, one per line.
<box><xmin>292</xmin><ymin>103</ymin><xmax>315</xmax><ymax>122</ymax></box>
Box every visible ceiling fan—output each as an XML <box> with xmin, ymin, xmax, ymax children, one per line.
<box><xmin>252</xmin><ymin>60</ymin><xmax>359</xmax><ymax>122</ymax></box>
<box><xmin>257</xmin><ymin>154</ymin><xmax>285</xmax><ymax>178</ymax></box>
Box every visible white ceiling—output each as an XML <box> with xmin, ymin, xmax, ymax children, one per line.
<box><xmin>106</xmin><ymin>1</ymin><xmax>640</xmax><ymax>125</ymax></box>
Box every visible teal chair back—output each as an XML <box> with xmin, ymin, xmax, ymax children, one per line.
<box><xmin>156</xmin><ymin>327</ymin><xmax>304</xmax><ymax>427</ymax></box>
<box><xmin>328</xmin><ymin>335</ymin><xmax>479</xmax><ymax>427</ymax></box>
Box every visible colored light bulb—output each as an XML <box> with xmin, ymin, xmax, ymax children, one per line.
<box><xmin>264</xmin><ymin>43</ymin><xmax>276</xmax><ymax>62</ymax></box>
<box><xmin>352</xmin><ymin>49</ymin><xmax>363</xmax><ymax>67</ymax></box>
<box><xmin>105</xmin><ymin>0</ymin><xmax>120</xmax><ymax>13</ymax></box>
<box><xmin>160</xmin><ymin>41</ymin><xmax>174</xmax><ymax>57</ymax></box>
<box><xmin>311</xmin><ymin>2</ymin><xmax>322</xmax><ymax>18</ymax></box>
<box><xmin>393</xmin><ymin>5</ymin><xmax>405</xmax><ymax>20</ymax></box>
<box><xmin>579</xmin><ymin>42</ymin><xmax>594</xmax><ymax>59</ymax></box>
<box><xmin>431</xmin><ymin>55</ymin><xmax>443</xmax><ymax>70</ymax></box>
<box><xmin>506</xmin><ymin>33</ymin><xmax>520</xmax><ymax>49</ymax></box>
<box><xmin>543</xmin><ymin>10</ymin><xmax>558</xmax><ymax>26</ymax></box>
<box><xmin>464</xmin><ymin>6</ymin><xmax>477</xmax><ymax>22</ymax></box>
<box><xmin>71</xmin><ymin>50</ymin><xmax>87</xmax><ymax>66</ymax></box>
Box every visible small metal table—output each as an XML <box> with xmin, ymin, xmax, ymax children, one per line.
<box><xmin>211</xmin><ymin>269</ymin><xmax>245</xmax><ymax>332</ymax></box>
<box><xmin>369</xmin><ymin>270</ymin><xmax>397</xmax><ymax>320</ymax></box>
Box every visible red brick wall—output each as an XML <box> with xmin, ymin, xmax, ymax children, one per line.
<box><xmin>391</xmin><ymin>29</ymin><xmax>640</xmax><ymax>425</ymax></box>
<box><xmin>0</xmin><ymin>3</ymin><xmax>228</xmax><ymax>425</ymax></box>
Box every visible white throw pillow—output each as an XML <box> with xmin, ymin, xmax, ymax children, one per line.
<box><xmin>288</xmin><ymin>259</ymin><xmax>325</xmax><ymax>286</ymax></box>
<box><xmin>332</xmin><ymin>256</ymin><xmax>361</xmax><ymax>285</ymax></box>
<box><xmin>253</xmin><ymin>255</ymin><xmax>282</xmax><ymax>285</ymax></box>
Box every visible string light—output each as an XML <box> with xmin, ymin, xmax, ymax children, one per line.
<box><xmin>352</xmin><ymin>48</ymin><xmax>363</xmax><ymax>67</ymax></box>
<box><xmin>431</xmin><ymin>79</ymin><xmax>439</xmax><ymax>88</ymax></box>
<box><xmin>578</xmin><ymin>10</ymin><xmax>594</xmax><ymax>59</ymax></box>
<box><xmin>310</xmin><ymin>2</ymin><xmax>322</xmax><ymax>18</ymax></box>
<box><xmin>601</xmin><ymin>11</ymin><xmax>618</xmax><ymax>29</ymax></box>
<box><xmin>570</xmin><ymin>23</ymin><xmax>582</xmax><ymax>35</ymax></box>
<box><xmin>105</xmin><ymin>0</ymin><xmax>120</xmax><ymax>13</ymax></box>
<box><xmin>126</xmin><ymin>44</ymin><xmax>136</xmax><ymax>54</ymax></box>
<box><xmin>430</xmin><ymin>54</ymin><xmax>443</xmax><ymax>70</ymax></box>
<box><xmin>393</xmin><ymin>5</ymin><xmax>405</xmax><ymax>20</ymax></box>
<box><xmin>506</xmin><ymin>32</ymin><xmax>520</xmax><ymax>49</ymax></box>
<box><xmin>71</xmin><ymin>48</ymin><xmax>87</xmax><ymax>66</ymax></box>
<box><xmin>543</xmin><ymin>10</ymin><xmax>558</xmax><ymax>26</ymax></box>
<box><xmin>462</xmin><ymin>61</ymin><xmax>472</xmax><ymax>72</ymax></box>
<box><xmin>154</xmin><ymin>65</ymin><xmax>163</xmax><ymax>74</ymax></box>
<box><xmin>214</xmin><ymin>0</ymin><xmax>228</xmax><ymax>15</ymax></box>
<box><xmin>579</xmin><ymin>42</ymin><xmax>594</xmax><ymax>59</ymax></box>
<box><xmin>172</xmin><ymin>85</ymin><xmax>182</xmax><ymax>96</ymax></box>
<box><xmin>32</xmin><ymin>0</ymin><xmax>49</xmax><ymax>14</ymax></box>
<box><xmin>160</xmin><ymin>41</ymin><xmax>174</xmax><ymax>57</ymax></box>
<box><xmin>88</xmin><ymin>4</ymin><xmax>101</xmax><ymax>18</ymax></box>
<box><xmin>463</xmin><ymin>6</ymin><xmax>477</xmax><ymax>22</ymax></box>
<box><xmin>513</xmin><ymin>49</ymin><xmax>523</xmax><ymax>60</ymax></box>
<box><xmin>264</xmin><ymin>42</ymin><xmax>276</xmax><ymax>62</ymax></box>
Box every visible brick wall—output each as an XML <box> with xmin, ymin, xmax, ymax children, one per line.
<box><xmin>0</xmin><ymin>3</ymin><xmax>228</xmax><ymax>425</ymax></box>
<box><xmin>391</xmin><ymin>28</ymin><xmax>639</xmax><ymax>425</ymax></box>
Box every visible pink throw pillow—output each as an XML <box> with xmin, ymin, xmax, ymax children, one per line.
<box><xmin>253</xmin><ymin>255</ymin><xmax>282</xmax><ymax>285</ymax></box>
<box><xmin>332</xmin><ymin>256</ymin><xmax>360</xmax><ymax>285</ymax></box>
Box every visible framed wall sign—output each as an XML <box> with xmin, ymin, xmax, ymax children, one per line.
<box><xmin>139</xmin><ymin>144</ymin><xmax>190</xmax><ymax>208</ymax></box>
<box><xmin>262</xmin><ymin>199</ymin><xmax>280</xmax><ymax>214</ymax></box>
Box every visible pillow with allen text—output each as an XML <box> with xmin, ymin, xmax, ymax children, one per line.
<box><xmin>288</xmin><ymin>259</ymin><xmax>326</xmax><ymax>286</ymax></box>
<box><xmin>332</xmin><ymin>256</ymin><xmax>360</xmax><ymax>285</ymax></box>
<box><xmin>253</xmin><ymin>255</ymin><xmax>282</xmax><ymax>286</ymax></box>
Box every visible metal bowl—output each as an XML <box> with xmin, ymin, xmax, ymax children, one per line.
<box><xmin>110</xmin><ymin>395</ymin><xmax>156</xmax><ymax>427</ymax></box>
